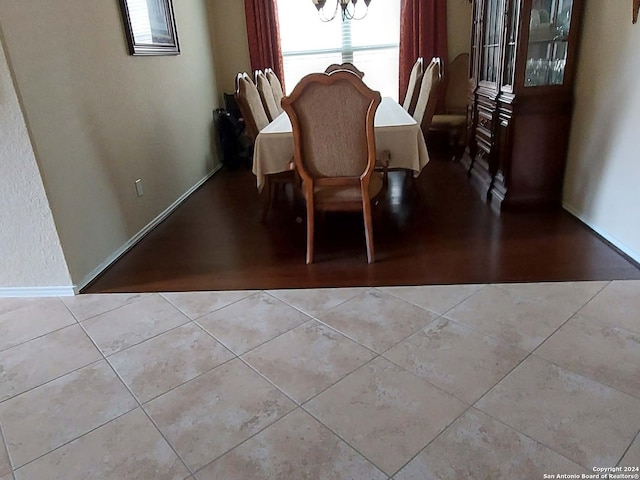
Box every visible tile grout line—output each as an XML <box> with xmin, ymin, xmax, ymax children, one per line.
<box><xmin>265</xmin><ymin>287</ymin><xmax>366</xmax><ymax>318</ymax></box>
<box><xmin>380</xmin><ymin>285</ymin><xmax>593</xmax><ymax>471</ymax></box>
<box><xmin>60</xmin><ymin>292</ymin><xmax>150</xmax><ymax>323</ymax></box>
<box><xmin>10</xmin><ymin>408</ymin><xmax>137</xmax><ymax>474</ymax></box>
<box><xmin>0</xmin><ymin>317</ymin><xmax>233</xmax><ymax>408</ymax></box>
<box><xmin>192</xmin><ymin>314</ymin><xmax>311</xmax><ymax>359</ymax></box>
<box><xmin>287</xmin><ymin>345</ymin><xmax>478</xmax><ymax>477</ymax></box>
<box><xmin>462</xmin><ymin>407</ymin><xmax>593</xmax><ymax>472</ymax></box>
<box><xmin>120</xmin><ymin>352</ymin><xmax>238</xmax><ymax>406</ymax></box>
<box><xmin>305</xmin><ymin>293</ymin><xmax>450</xmax><ymax>361</ymax></box>
<box><xmin>462</xmin><ymin>304</ymin><xmax>630</xmax><ymax>472</ymax></box>
<box><xmin>98</xmin><ymin>317</ymin><xmax>199</xmax><ymax>358</ymax></box>
<box><xmin>387</xmin><ymin>289</ymin><xmax>614</xmax><ymax>475</ymax></box>
<box><xmin>68</xmin><ymin>291</ymin><xmax>346</xmax><ymax>475</ymax></box>
<box><xmin>78</xmin><ymin>306</ymin><xmax>194</xmax><ymax>357</ymax></box>
<box><xmin>375</xmin><ymin>283</ymin><xmax>490</xmax><ymax>318</ymax></box>
<box><xmin>0</xmin><ymin>319</ymin><xmax>79</xmax><ymax>356</ymax></box>
<box><xmin>58</xmin><ymin>289</ymin><xmax>378</xmax><ymax>472</ymax></box>
<box><xmin>236</xmin><ymin>349</ymin><xmax>393</xmax><ymax>476</ymax></box>
<box><xmin>385</xmin><ymin>281</ymin><xmax>623</xmax><ymax>474</ymax></box>
<box><xmin>434</xmin><ymin>282</ymin><xmax>636</xmax><ymax>402</ymax></box>
<box><xmin>73</xmin><ymin>319</ymin><xmax>195</xmax><ymax>478</ymax></box>
<box><xmin>297</xmin><ymin>401</ymin><xmax>395</xmax><ymax>478</ymax></box>
<box><xmin>0</xmin><ymin>420</ymin><xmax>16</xmax><ymax>479</ymax></box>
<box><xmin>419</xmin><ymin>402</ymin><xmax>589</xmax><ymax>475</ymax></box>
<box><xmin>386</xmin><ymin>402</ymin><xmax>477</xmax><ymax>478</ymax></box>
<box><xmin>159</xmin><ymin>290</ymin><xmax>259</xmax><ymax>322</ymax></box>
<box><xmin>189</xmin><ymin>407</ymin><xmax>302</xmax><ymax>478</ymax></box>
<box><xmin>529</xmin><ymin>349</ymin><xmax>640</xmax><ymax>403</ymax></box>
<box><xmin>437</xmin><ymin>282</ymin><xmax>606</xmax><ymax>357</ymax></box>
<box><xmin>185</xmin><ymin>290</ymin><xmax>321</xmax><ymax>359</ymax></box>
<box><xmin>0</xmin><ymin>357</ymin><xmax>104</xmax><ymax>407</ymax></box>
<box><xmin>490</xmin><ymin>280</ymin><xmax>610</xmax><ymax>313</ymax></box>
<box><xmin>269</xmin><ymin>287</ymin><xmax>509</xmax><ymax>418</ymax></box>
<box><xmin>187</xmin><ymin>403</ymin><xmax>392</xmax><ymax>479</ymax></box>
<box><xmin>386</xmin><ymin>281</ymin><xmax>636</xmax><ymax>475</ymax></box>
<box><xmin>616</xmin><ymin>428</ymin><xmax>639</xmax><ymax>467</ymax></box>
<box><xmin>517</xmin><ymin>280</ymin><xmax>640</xmax><ymax>402</ymax></box>
<box><xmin>243</xmin><ymin>289</ymin><xmax>484</xmax><ymax>413</ymax></box>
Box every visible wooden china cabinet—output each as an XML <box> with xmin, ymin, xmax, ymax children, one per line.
<box><xmin>461</xmin><ymin>0</ymin><xmax>584</xmax><ymax>211</ymax></box>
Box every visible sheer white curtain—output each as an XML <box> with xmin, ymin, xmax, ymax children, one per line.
<box><xmin>276</xmin><ymin>0</ymin><xmax>400</xmax><ymax>99</ymax></box>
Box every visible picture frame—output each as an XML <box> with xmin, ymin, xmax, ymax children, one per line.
<box><xmin>118</xmin><ymin>0</ymin><xmax>180</xmax><ymax>56</ymax></box>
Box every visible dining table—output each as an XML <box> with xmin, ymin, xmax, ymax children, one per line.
<box><xmin>252</xmin><ymin>96</ymin><xmax>430</xmax><ymax>190</ymax></box>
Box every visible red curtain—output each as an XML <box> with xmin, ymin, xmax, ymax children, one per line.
<box><xmin>244</xmin><ymin>0</ymin><xmax>285</xmax><ymax>90</ymax></box>
<box><xmin>398</xmin><ymin>0</ymin><xmax>448</xmax><ymax>101</ymax></box>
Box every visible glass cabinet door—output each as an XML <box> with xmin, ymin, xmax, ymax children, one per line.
<box><xmin>502</xmin><ymin>0</ymin><xmax>521</xmax><ymax>89</ymax></box>
<box><xmin>524</xmin><ymin>0</ymin><xmax>573</xmax><ymax>87</ymax></box>
<box><xmin>480</xmin><ymin>0</ymin><xmax>504</xmax><ymax>85</ymax></box>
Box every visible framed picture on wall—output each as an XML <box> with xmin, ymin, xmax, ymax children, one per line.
<box><xmin>119</xmin><ymin>0</ymin><xmax>180</xmax><ymax>55</ymax></box>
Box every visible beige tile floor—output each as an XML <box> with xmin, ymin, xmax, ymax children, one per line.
<box><xmin>0</xmin><ymin>281</ymin><xmax>639</xmax><ymax>479</ymax></box>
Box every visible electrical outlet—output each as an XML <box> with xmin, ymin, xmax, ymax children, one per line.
<box><xmin>135</xmin><ymin>179</ymin><xmax>144</xmax><ymax>197</ymax></box>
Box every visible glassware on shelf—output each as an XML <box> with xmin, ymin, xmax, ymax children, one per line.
<box><xmin>549</xmin><ymin>58</ymin><xmax>566</xmax><ymax>84</ymax></box>
<box><xmin>525</xmin><ymin>58</ymin><xmax>551</xmax><ymax>86</ymax></box>
<box><xmin>524</xmin><ymin>57</ymin><xmax>565</xmax><ymax>87</ymax></box>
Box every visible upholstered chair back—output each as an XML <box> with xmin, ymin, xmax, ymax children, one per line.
<box><xmin>283</xmin><ymin>73</ymin><xmax>378</xmax><ymax>179</ymax></box>
<box><xmin>255</xmin><ymin>70</ymin><xmax>280</xmax><ymax>122</ymax></box>
<box><xmin>234</xmin><ymin>72</ymin><xmax>269</xmax><ymax>140</ymax></box>
<box><xmin>413</xmin><ymin>57</ymin><xmax>442</xmax><ymax>132</ymax></box>
<box><xmin>402</xmin><ymin>57</ymin><xmax>424</xmax><ymax>115</ymax></box>
<box><xmin>265</xmin><ymin>68</ymin><xmax>284</xmax><ymax>114</ymax></box>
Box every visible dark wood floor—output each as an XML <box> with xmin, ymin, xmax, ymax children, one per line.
<box><xmin>84</xmin><ymin>147</ymin><xmax>640</xmax><ymax>293</ymax></box>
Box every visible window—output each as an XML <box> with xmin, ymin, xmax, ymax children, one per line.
<box><xmin>277</xmin><ymin>0</ymin><xmax>401</xmax><ymax>100</ymax></box>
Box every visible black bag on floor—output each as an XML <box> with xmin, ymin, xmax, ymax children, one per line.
<box><xmin>214</xmin><ymin>93</ymin><xmax>252</xmax><ymax>169</ymax></box>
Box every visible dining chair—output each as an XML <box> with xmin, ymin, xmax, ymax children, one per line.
<box><xmin>412</xmin><ymin>57</ymin><xmax>443</xmax><ymax>135</ymax></box>
<box><xmin>281</xmin><ymin>71</ymin><xmax>383</xmax><ymax>264</ymax></box>
<box><xmin>255</xmin><ymin>70</ymin><xmax>281</xmax><ymax>122</ymax></box>
<box><xmin>234</xmin><ymin>72</ymin><xmax>269</xmax><ymax>141</ymax></box>
<box><xmin>430</xmin><ymin>53</ymin><xmax>469</xmax><ymax>159</ymax></box>
<box><xmin>324</xmin><ymin>62</ymin><xmax>365</xmax><ymax>79</ymax></box>
<box><xmin>265</xmin><ymin>68</ymin><xmax>284</xmax><ymax>115</ymax></box>
<box><xmin>382</xmin><ymin>57</ymin><xmax>440</xmax><ymax>198</ymax></box>
<box><xmin>236</xmin><ymin>72</ymin><xmax>294</xmax><ymax>220</ymax></box>
<box><xmin>402</xmin><ymin>57</ymin><xmax>424</xmax><ymax>116</ymax></box>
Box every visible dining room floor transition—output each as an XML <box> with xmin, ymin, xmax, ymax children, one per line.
<box><xmin>84</xmin><ymin>143</ymin><xmax>640</xmax><ymax>294</ymax></box>
<box><xmin>3</xmin><ymin>145</ymin><xmax>639</xmax><ymax>479</ymax></box>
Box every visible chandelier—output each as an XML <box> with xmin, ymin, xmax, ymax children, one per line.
<box><xmin>312</xmin><ymin>0</ymin><xmax>371</xmax><ymax>22</ymax></box>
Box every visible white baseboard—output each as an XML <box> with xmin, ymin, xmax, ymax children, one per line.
<box><xmin>75</xmin><ymin>166</ymin><xmax>223</xmax><ymax>293</ymax></box>
<box><xmin>0</xmin><ymin>286</ymin><xmax>77</xmax><ymax>298</ymax></box>
<box><xmin>563</xmin><ymin>202</ymin><xmax>640</xmax><ymax>264</ymax></box>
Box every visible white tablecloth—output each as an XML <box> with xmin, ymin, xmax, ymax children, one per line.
<box><xmin>252</xmin><ymin>97</ymin><xmax>430</xmax><ymax>190</ymax></box>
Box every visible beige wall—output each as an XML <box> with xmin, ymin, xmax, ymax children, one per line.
<box><xmin>447</xmin><ymin>0</ymin><xmax>473</xmax><ymax>61</ymax></box>
<box><xmin>0</xmin><ymin>0</ymin><xmax>221</xmax><ymax>286</ymax></box>
<box><xmin>208</xmin><ymin>0</ymin><xmax>252</xmax><ymax>101</ymax></box>
<box><xmin>0</xmin><ymin>39</ymin><xmax>72</xmax><ymax>290</ymax></box>
<box><xmin>563</xmin><ymin>1</ymin><xmax>640</xmax><ymax>262</ymax></box>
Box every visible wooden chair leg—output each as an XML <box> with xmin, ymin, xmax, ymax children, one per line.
<box><xmin>362</xmin><ymin>200</ymin><xmax>375</xmax><ymax>264</ymax></box>
<box><xmin>305</xmin><ymin>199</ymin><xmax>315</xmax><ymax>264</ymax></box>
